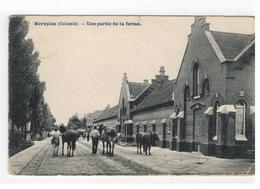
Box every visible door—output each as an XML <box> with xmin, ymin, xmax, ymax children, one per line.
<box><xmin>162</xmin><ymin>123</ymin><xmax>166</xmax><ymax>148</ymax></box>
<box><xmin>193</xmin><ymin>109</ymin><xmax>203</xmax><ymax>151</ymax></box>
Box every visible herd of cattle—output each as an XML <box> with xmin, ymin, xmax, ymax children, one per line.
<box><xmin>56</xmin><ymin>125</ymin><xmax>160</xmax><ymax>157</ymax></box>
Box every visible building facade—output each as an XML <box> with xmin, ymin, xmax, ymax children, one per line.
<box><xmin>170</xmin><ymin>17</ymin><xmax>255</xmax><ymax>158</ymax></box>
<box><xmin>131</xmin><ymin>79</ymin><xmax>175</xmax><ymax>148</ymax></box>
<box><xmin>117</xmin><ymin>66</ymin><xmax>173</xmax><ymax>143</ymax></box>
<box><xmin>93</xmin><ymin>105</ymin><xmax>119</xmax><ymax>129</ymax></box>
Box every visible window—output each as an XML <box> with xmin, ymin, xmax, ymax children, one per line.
<box><xmin>211</xmin><ymin>101</ymin><xmax>221</xmax><ymax>140</ymax></box>
<box><xmin>172</xmin><ymin>119</ymin><xmax>177</xmax><ymax>137</ymax></box>
<box><xmin>129</xmin><ymin>124</ymin><xmax>133</xmax><ymax>136</ymax></box>
<box><xmin>152</xmin><ymin>124</ymin><xmax>156</xmax><ymax>132</ymax></box>
<box><xmin>162</xmin><ymin>123</ymin><xmax>166</xmax><ymax>140</ymax></box>
<box><xmin>235</xmin><ymin>100</ymin><xmax>247</xmax><ymax>140</ymax></box>
<box><xmin>201</xmin><ymin>79</ymin><xmax>210</xmax><ymax>97</ymax></box>
<box><xmin>193</xmin><ymin>63</ymin><xmax>199</xmax><ymax>97</ymax></box>
<box><xmin>136</xmin><ymin>125</ymin><xmax>140</xmax><ymax>133</ymax></box>
<box><xmin>144</xmin><ymin>125</ymin><xmax>147</xmax><ymax>132</ymax></box>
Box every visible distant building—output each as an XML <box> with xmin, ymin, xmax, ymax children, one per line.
<box><xmin>116</xmin><ymin>66</ymin><xmax>175</xmax><ymax>147</ymax></box>
<box><xmin>93</xmin><ymin>105</ymin><xmax>119</xmax><ymax>129</ymax></box>
<box><xmin>85</xmin><ymin>110</ymin><xmax>103</xmax><ymax>128</ymax></box>
<box><xmin>131</xmin><ymin>79</ymin><xmax>176</xmax><ymax>148</ymax></box>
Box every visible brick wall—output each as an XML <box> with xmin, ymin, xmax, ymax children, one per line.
<box><xmin>173</xmin><ymin>29</ymin><xmax>230</xmax><ymax>147</ymax></box>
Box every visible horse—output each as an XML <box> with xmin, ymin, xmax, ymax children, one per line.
<box><xmin>60</xmin><ymin>125</ymin><xmax>78</xmax><ymax>157</ymax></box>
<box><xmin>136</xmin><ymin>131</ymin><xmax>159</xmax><ymax>155</ymax></box>
<box><xmin>77</xmin><ymin>130</ymin><xmax>85</xmax><ymax>139</ymax></box>
<box><xmin>82</xmin><ymin>132</ymin><xmax>86</xmax><ymax>140</ymax></box>
<box><xmin>100</xmin><ymin>127</ymin><xmax>118</xmax><ymax>156</ymax></box>
<box><xmin>136</xmin><ymin>132</ymin><xmax>144</xmax><ymax>154</ymax></box>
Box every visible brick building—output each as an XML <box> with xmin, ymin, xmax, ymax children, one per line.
<box><xmin>117</xmin><ymin>73</ymin><xmax>150</xmax><ymax>141</ymax></box>
<box><xmin>117</xmin><ymin>66</ymin><xmax>175</xmax><ymax>143</ymax></box>
<box><xmin>130</xmin><ymin>78</ymin><xmax>176</xmax><ymax>148</ymax></box>
<box><xmin>170</xmin><ymin>17</ymin><xmax>255</xmax><ymax>158</ymax></box>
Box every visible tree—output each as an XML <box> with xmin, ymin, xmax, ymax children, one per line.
<box><xmin>9</xmin><ymin>16</ymin><xmax>55</xmax><ymax>139</ymax></box>
<box><xmin>30</xmin><ymin>80</ymin><xmax>45</xmax><ymax>133</ymax></box>
<box><xmin>40</xmin><ymin>103</ymin><xmax>56</xmax><ymax>133</ymax></box>
<box><xmin>67</xmin><ymin>114</ymin><xmax>83</xmax><ymax>130</ymax></box>
<box><xmin>9</xmin><ymin>16</ymin><xmax>36</xmax><ymax>134</ymax></box>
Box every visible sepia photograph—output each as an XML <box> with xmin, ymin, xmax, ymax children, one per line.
<box><xmin>8</xmin><ymin>15</ymin><xmax>255</xmax><ymax>176</ymax></box>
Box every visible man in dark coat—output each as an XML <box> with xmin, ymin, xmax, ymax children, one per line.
<box><xmin>91</xmin><ymin>126</ymin><xmax>100</xmax><ymax>154</ymax></box>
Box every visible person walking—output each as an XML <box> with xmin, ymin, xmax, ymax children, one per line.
<box><xmin>91</xmin><ymin>126</ymin><xmax>100</xmax><ymax>154</ymax></box>
<box><xmin>51</xmin><ymin>128</ymin><xmax>60</xmax><ymax>157</ymax></box>
<box><xmin>86</xmin><ymin>130</ymin><xmax>90</xmax><ymax>142</ymax></box>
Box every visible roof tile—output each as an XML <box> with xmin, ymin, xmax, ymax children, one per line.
<box><xmin>133</xmin><ymin>80</ymin><xmax>176</xmax><ymax>111</ymax></box>
<box><xmin>128</xmin><ymin>82</ymin><xmax>150</xmax><ymax>99</ymax></box>
<box><xmin>95</xmin><ymin>105</ymin><xmax>118</xmax><ymax>122</ymax></box>
<box><xmin>210</xmin><ymin>31</ymin><xmax>254</xmax><ymax>60</ymax></box>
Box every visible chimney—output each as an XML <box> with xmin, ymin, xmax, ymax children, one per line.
<box><xmin>122</xmin><ymin>73</ymin><xmax>128</xmax><ymax>83</ymax></box>
<box><xmin>143</xmin><ymin>79</ymin><xmax>148</xmax><ymax>84</ymax></box>
<box><xmin>159</xmin><ymin>66</ymin><xmax>165</xmax><ymax>76</ymax></box>
<box><xmin>191</xmin><ymin>16</ymin><xmax>210</xmax><ymax>33</ymax></box>
<box><xmin>152</xmin><ymin>66</ymin><xmax>169</xmax><ymax>85</ymax></box>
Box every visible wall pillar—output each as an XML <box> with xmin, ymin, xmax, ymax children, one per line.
<box><xmin>176</xmin><ymin>112</ymin><xmax>185</xmax><ymax>151</ymax></box>
<box><xmin>215</xmin><ymin>105</ymin><xmax>237</xmax><ymax>158</ymax></box>
<box><xmin>200</xmin><ymin>107</ymin><xmax>215</xmax><ymax>156</ymax></box>
<box><xmin>170</xmin><ymin>119</ymin><xmax>177</xmax><ymax>150</ymax></box>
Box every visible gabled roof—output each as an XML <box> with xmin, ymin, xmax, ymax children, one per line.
<box><xmin>94</xmin><ymin>105</ymin><xmax>118</xmax><ymax>122</ymax></box>
<box><xmin>91</xmin><ymin>110</ymin><xmax>103</xmax><ymax>120</ymax></box>
<box><xmin>132</xmin><ymin>80</ymin><xmax>176</xmax><ymax>112</ymax></box>
<box><xmin>128</xmin><ymin>82</ymin><xmax>150</xmax><ymax>99</ymax></box>
<box><xmin>205</xmin><ymin>30</ymin><xmax>255</xmax><ymax>62</ymax></box>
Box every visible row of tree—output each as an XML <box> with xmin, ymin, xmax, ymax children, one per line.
<box><xmin>9</xmin><ymin>16</ymin><xmax>56</xmax><ymax>139</ymax></box>
<box><xmin>67</xmin><ymin>113</ymin><xmax>87</xmax><ymax>130</ymax></box>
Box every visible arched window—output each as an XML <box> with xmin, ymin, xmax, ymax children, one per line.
<box><xmin>211</xmin><ymin>101</ymin><xmax>221</xmax><ymax>140</ymax></box>
<box><xmin>136</xmin><ymin>125</ymin><xmax>140</xmax><ymax>133</ymax></box>
<box><xmin>193</xmin><ymin>63</ymin><xmax>199</xmax><ymax>97</ymax></box>
<box><xmin>201</xmin><ymin>79</ymin><xmax>210</xmax><ymax>97</ymax></box>
<box><xmin>235</xmin><ymin>100</ymin><xmax>247</xmax><ymax>138</ymax></box>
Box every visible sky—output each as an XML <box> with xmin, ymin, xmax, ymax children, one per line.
<box><xmin>25</xmin><ymin>16</ymin><xmax>254</xmax><ymax>124</ymax></box>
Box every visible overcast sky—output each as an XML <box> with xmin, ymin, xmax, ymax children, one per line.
<box><xmin>26</xmin><ymin>16</ymin><xmax>254</xmax><ymax>124</ymax></box>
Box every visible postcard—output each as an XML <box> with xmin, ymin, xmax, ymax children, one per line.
<box><xmin>8</xmin><ymin>15</ymin><xmax>255</xmax><ymax>176</ymax></box>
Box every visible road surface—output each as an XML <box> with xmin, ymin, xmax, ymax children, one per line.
<box><xmin>9</xmin><ymin>138</ymin><xmax>255</xmax><ymax>175</ymax></box>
